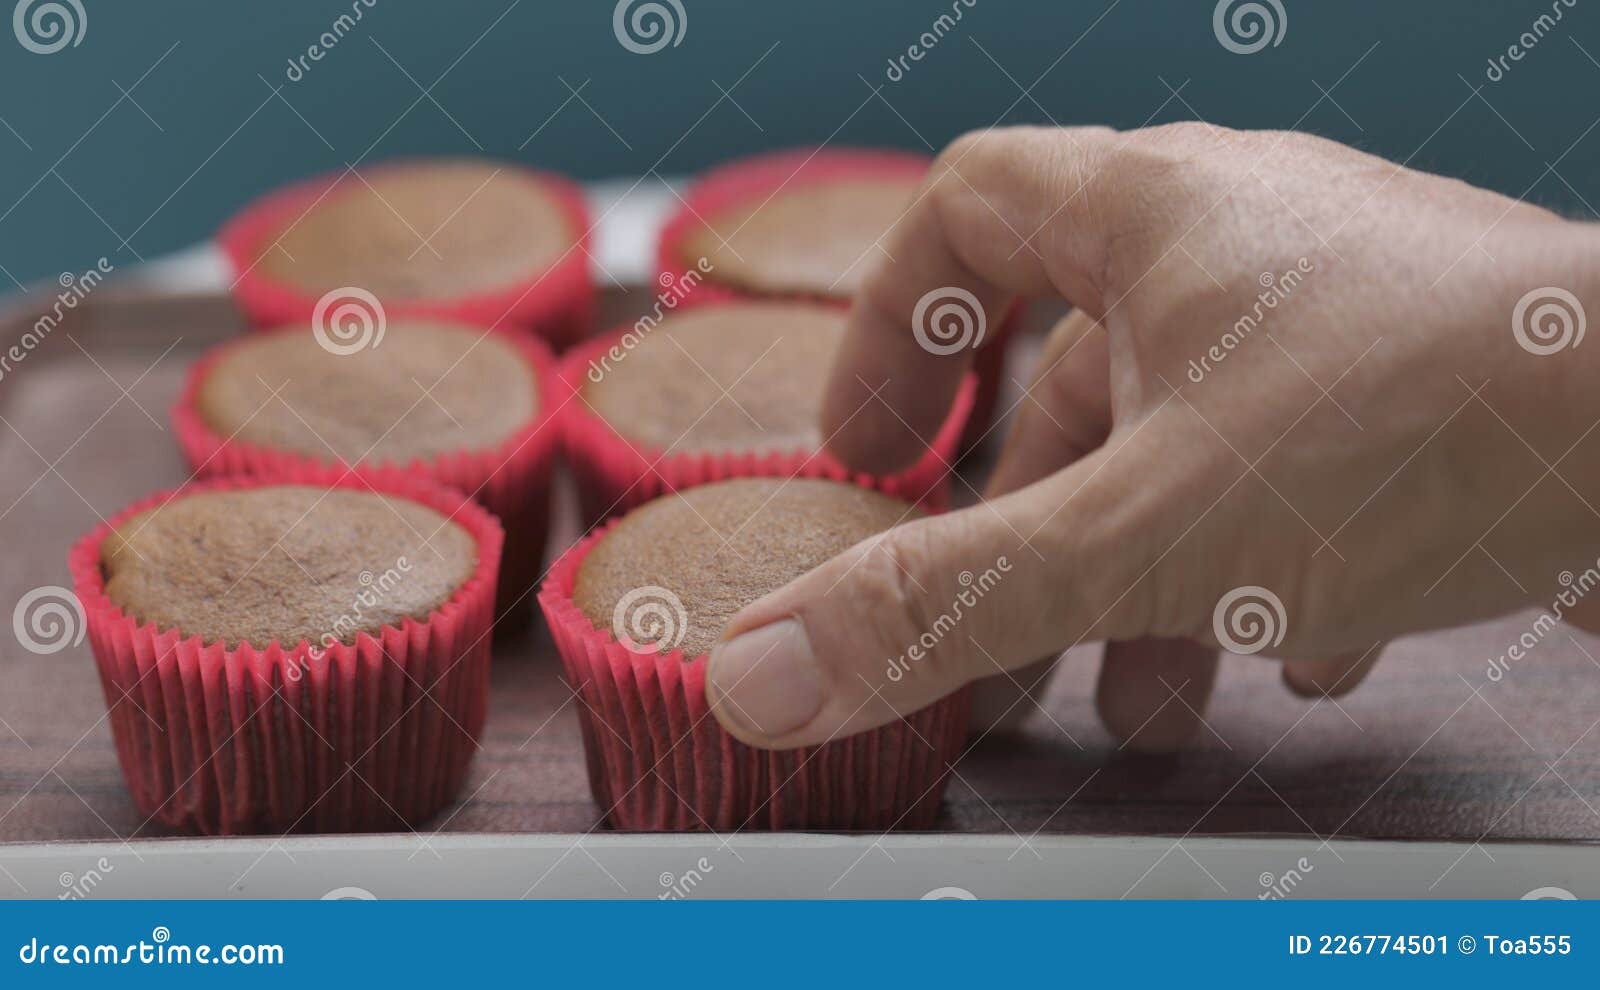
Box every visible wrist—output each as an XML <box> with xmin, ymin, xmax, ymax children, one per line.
<box><xmin>1481</xmin><ymin>217</ymin><xmax>1600</xmax><ymax>589</ymax></box>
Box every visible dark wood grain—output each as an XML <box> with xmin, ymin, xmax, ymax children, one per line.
<box><xmin>2</xmin><ymin>287</ymin><xmax>1597</xmax><ymax>845</ymax></box>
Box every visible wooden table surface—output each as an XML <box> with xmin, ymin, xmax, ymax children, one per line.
<box><xmin>2</xmin><ymin>287</ymin><xmax>1598</xmax><ymax>847</ymax></box>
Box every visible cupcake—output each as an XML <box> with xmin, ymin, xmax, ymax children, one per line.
<box><xmin>657</xmin><ymin>147</ymin><xmax>1013</xmax><ymax>447</ymax></box>
<box><xmin>562</xmin><ymin>299</ymin><xmax>973</xmax><ymax>524</ymax></box>
<box><xmin>221</xmin><ymin>158</ymin><xmax>593</xmax><ymax>348</ymax></box>
<box><xmin>173</xmin><ymin>319</ymin><xmax>558</xmax><ymax>621</ymax></box>
<box><xmin>68</xmin><ymin>475</ymin><xmax>503</xmax><ymax>835</ymax></box>
<box><xmin>539</xmin><ymin>477</ymin><xmax>969</xmax><ymax>831</ymax></box>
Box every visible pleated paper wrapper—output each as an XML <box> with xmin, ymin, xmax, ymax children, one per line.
<box><xmin>68</xmin><ymin>472</ymin><xmax>503</xmax><ymax>835</ymax></box>
<box><xmin>537</xmin><ymin>522</ymin><xmax>970</xmax><ymax>831</ymax></box>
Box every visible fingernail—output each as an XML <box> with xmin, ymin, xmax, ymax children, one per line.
<box><xmin>708</xmin><ymin>619</ymin><xmax>822</xmax><ymax>740</ymax></box>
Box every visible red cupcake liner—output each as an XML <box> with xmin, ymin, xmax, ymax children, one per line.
<box><xmin>538</xmin><ymin>521</ymin><xmax>970</xmax><ymax>831</ymax></box>
<box><xmin>171</xmin><ymin>326</ymin><xmax>559</xmax><ymax>624</ymax></box>
<box><xmin>558</xmin><ymin>320</ymin><xmax>976</xmax><ymax>526</ymax></box>
<box><xmin>68</xmin><ymin>471</ymin><xmax>504</xmax><ymax>836</ymax></box>
<box><xmin>655</xmin><ymin>146</ymin><xmax>1016</xmax><ymax>449</ymax></box>
<box><xmin>219</xmin><ymin>161</ymin><xmax>595</xmax><ymax>349</ymax></box>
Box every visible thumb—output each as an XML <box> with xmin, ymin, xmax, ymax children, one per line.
<box><xmin>705</xmin><ymin>446</ymin><xmax>1156</xmax><ymax>750</ymax></box>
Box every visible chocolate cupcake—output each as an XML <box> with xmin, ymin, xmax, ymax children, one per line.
<box><xmin>173</xmin><ymin>319</ymin><xmax>558</xmax><ymax>620</ymax></box>
<box><xmin>221</xmin><ymin>158</ymin><xmax>593</xmax><ymax>347</ymax></box>
<box><xmin>681</xmin><ymin>173</ymin><xmax>921</xmax><ymax>298</ymax></box>
<box><xmin>657</xmin><ymin>147</ymin><xmax>1014</xmax><ymax>447</ymax></box>
<box><xmin>562</xmin><ymin>299</ymin><xmax>973</xmax><ymax>523</ymax></box>
<box><xmin>70</xmin><ymin>476</ymin><xmax>503</xmax><ymax>835</ymax></box>
<box><xmin>659</xmin><ymin>148</ymin><xmax>928</xmax><ymax>302</ymax></box>
<box><xmin>539</xmin><ymin>477</ymin><xmax>969</xmax><ymax>831</ymax></box>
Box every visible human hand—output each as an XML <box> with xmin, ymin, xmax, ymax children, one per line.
<box><xmin>705</xmin><ymin>123</ymin><xmax>1600</xmax><ymax>752</ymax></box>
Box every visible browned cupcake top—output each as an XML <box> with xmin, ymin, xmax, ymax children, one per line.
<box><xmin>102</xmin><ymin>486</ymin><xmax>477</xmax><ymax>650</ymax></box>
<box><xmin>573</xmin><ymin>477</ymin><xmax>918</xmax><ymax>658</ymax></box>
<box><xmin>256</xmin><ymin>159</ymin><xmax>575</xmax><ymax>300</ymax></box>
<box><xmin>681</xmin><ymin>175</ymin><xmax>921</xmax><ymax>298</ymax></box>
<box><xmin>582</xmin><ymin>301</ymin><xmax>843</xmax><ymax>453</ymax></box>
<box><xmin>197</xmin><ymin>321</ymin><xmax>538</xmax><ymax>464</ymax></box>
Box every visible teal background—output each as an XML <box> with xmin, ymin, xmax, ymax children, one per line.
<box><xmin>0</xmin><ymin>0</ymin><xmax>1595</xmax><ymax>286</ymax></box>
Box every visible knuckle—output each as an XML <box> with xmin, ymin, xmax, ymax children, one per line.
<box><xmin>1093</xmin><ymin>131</ymin><xmax>1246</xmax><ymax>298</ymax></box>
<box><xmin>938</xmin><ymin>127</ymin><xmax>992</xmax><ymax>167</ymax></box>
<box><xmin>933</xmin><ymin>128</ymin><xmax>1014</xmax><ymax>194</ymax></box>
<box><xmin>936</xmin><ymin>125</ymin><xmax>1113</xmax><ymax>191</ymax></box>
<box><xmin>1132</xmin><ymin>120</ymin><xmax>1243</xmax><ymax>156</ymax></box>
<box><xmin>929</xmin><ymin>131</ymin><xmax>997</xmax><ymax>211</ymax></box>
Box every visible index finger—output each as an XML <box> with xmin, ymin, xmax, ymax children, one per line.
<box><xmin>824</xmin><ymin>125</ymin><xmax>1122</xmax><ymax>473</ymax></box>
